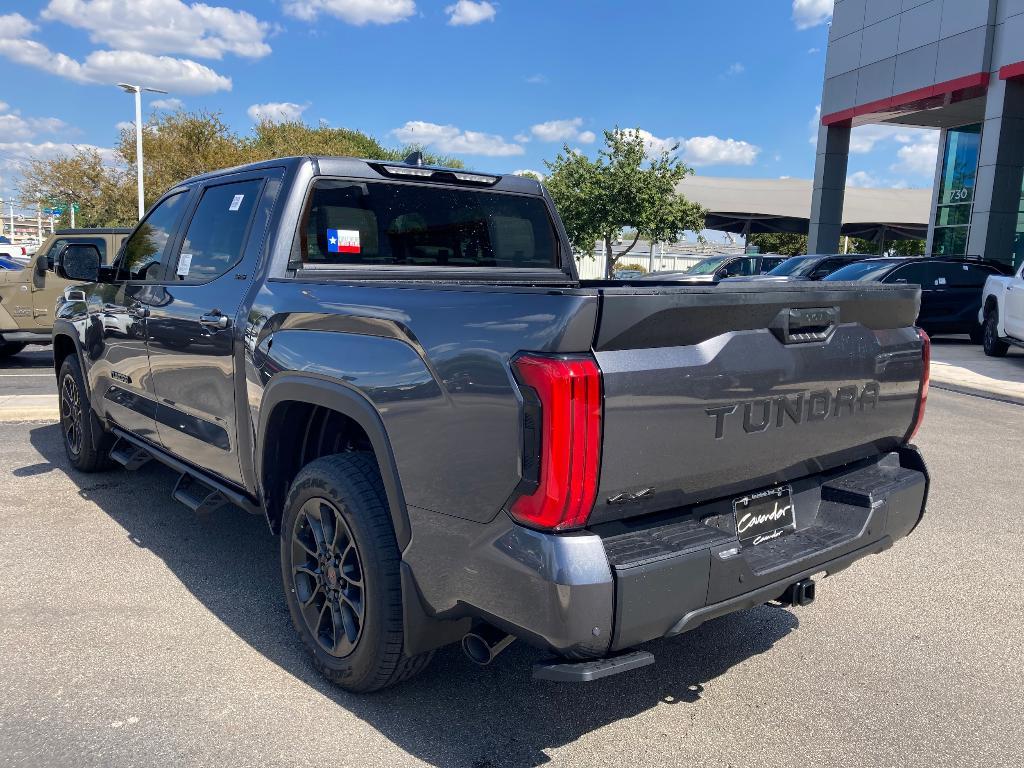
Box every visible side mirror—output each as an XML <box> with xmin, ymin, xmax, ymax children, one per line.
<box><xmin>54</xmin><ymin>243</ymin><xmax>101</xmax><ymax>283</ymax></box>
<box><xmin>32</xmin><ymin>253</ymin><xmax>48</xmax><ymax>290</ymax></box>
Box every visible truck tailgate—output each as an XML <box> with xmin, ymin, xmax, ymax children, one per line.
<box><xmin>588</xmin><ymin>282</ymin><xmax>925</xmax><ymax>524</ymax></box>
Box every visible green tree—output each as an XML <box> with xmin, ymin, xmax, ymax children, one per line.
<box><xmin>849</xmin><ymin>237</ymin><xmax>925</xmax><ymax>256</ymax></box>
<box><xmin>748</xmin><ymin>233</ymin><xmax>807</xmax><ymax>256</ymax></box>
<box><xmin>19</xmin><ymin>147</ymin><xmax>135</xmax><ymax>228</ymax></box>
<box><xmin>544</xmin><ymin>128</ymin><xmax>706</xmax><ymax>278</ymax></box>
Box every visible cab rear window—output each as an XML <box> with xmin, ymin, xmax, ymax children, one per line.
<box><xmin>296</xmin><ymin>180</ymin><xmax>560</xmax><ymax>270</ymax></box>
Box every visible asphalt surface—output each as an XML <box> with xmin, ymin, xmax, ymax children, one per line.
<box><xmin>0</xmin><ymin>350</ymin><xmax>55</xmax><ymax>397</ymax></box>
<box><xmin>0</xmin><ymin>389</ymin><xmax>1021</xmax><ymax>768</ymax></box>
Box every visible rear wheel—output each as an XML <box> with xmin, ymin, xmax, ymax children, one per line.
<box><xmin>58</xmin><ymin>356</ymin><xmax>113</xmax><ymax>471</ymax></box>
<box><xmin>280</xmin><ymin>453</ymin><xmax>432</xmax><ymax>692</ymax></box>
<box><xmin>0</xmin><ymin>341</ymin><xmax>27</xmax><ymax>359</ymax></box>
<box><xmin>983</xmin><ymin>310</ymin><xmax>1009</xmax><ymax>357</ymax></box>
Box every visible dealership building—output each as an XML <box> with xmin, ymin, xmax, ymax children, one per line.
<box><xmin>810</xmin><ymin>0</ymin><xmax>1024</xmax><ymax>270</ymax></box>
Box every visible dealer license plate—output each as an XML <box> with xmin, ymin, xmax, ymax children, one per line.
<box><xmin>734</xmin><ymin>486</ymin><xmax>795</xmax><ymax>546</ymax></box>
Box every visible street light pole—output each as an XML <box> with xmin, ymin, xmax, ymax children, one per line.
<box><xmin>117</xmin><ymin>83</ymin><xmax>168</xmax><ymax>220</ymax></box>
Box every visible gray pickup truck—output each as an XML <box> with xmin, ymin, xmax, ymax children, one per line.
<box><xmin>50</xmin><ymin>155</ymin><xmax>930</xmax><ymax>692</ymax></box>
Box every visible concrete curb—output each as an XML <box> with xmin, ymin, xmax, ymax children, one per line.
<box><xmin>931</xmin><ymin>381</ymin><xmax>1024</xmax><ymax>407</ymax></box>
<box><xmin>0</xmin><ymin>395</ymin><xmax>59</xmax><ymax>422</ymax></box>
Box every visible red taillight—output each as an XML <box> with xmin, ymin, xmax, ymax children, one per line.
<box><xmin>907</xmin><ymin>328</ymin><xmax>930</xmax><ymax>442</ymax></box>
<box><xmin>508</xmin><ymin>354</ymin><xmax>602</xmax><ymax>531</ymax></box>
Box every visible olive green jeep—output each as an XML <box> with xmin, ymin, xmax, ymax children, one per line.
<box><xmin>0</xmin><ymin>228</ymin><xmax>130</xmax><ymax>358</ymax></box>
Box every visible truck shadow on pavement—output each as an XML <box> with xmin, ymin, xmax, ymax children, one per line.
<box><xmin>29</xmin><ymin>422</ymin><xmax>799</xmax><ymax>768</ymax></box>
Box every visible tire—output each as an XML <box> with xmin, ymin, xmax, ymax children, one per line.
<box><xmin>58</xmin><ymin>355</ymin><xmax>114</xmax><ymax>472</ymax></box>
<box><xmin>0</xmin><ymin>341</ymin><xmax>27</xmax><ymax>359</ymax></box>
<box><xmin>982</xmin><ymin>310</ymin><xmax>1009</xmax><ymax>357</ymax></box>
<box><xmin>280</xmin><ymin>453</ymin><xmax>433</xmax><ymax>692</ymax></box>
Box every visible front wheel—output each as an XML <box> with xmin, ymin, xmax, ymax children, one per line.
<box><xmin>280</xmin><ymin>453</ymin><xmax>432</xmax><ymax>692</ymax></box>
<box><xmin>983</xmin><ymin>311</ymin><xmax>1009</xmax><ymax>357</ymax></box>
<box><xmin>58</xmin><ymin>356</ymin><xmax>113</xmax><ymax>472</ymax></box>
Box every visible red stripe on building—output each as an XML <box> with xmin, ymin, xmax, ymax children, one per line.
<box><xmin>821</xmin><ymin>72</ymin><xmax>990</xmax><ymax>126</ymax></box>
<box><xmin>999</xmin><ymin>61</ymin><xmax>1024</xmax><ymax>80</ymax></box>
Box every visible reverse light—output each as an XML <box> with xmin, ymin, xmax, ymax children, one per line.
<box><xmin>508</xmin><ymin>354</ymin><xmax>602</xmax><ymax>531</ymax></box>
<box><xmin>907</xmin><ymin>328</ymin><xmax>930</xmax><ymax>442</ymax></box>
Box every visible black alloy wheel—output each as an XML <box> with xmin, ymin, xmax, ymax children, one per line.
<box><xmin>290</xmin><ymin>497</ymin><xmax>366</xmax><ymax>658</ymax></box>
<box><xmin>60</xmin><ymin>371</ymin><xmax>84</xmax><ymax>458</ymax></box>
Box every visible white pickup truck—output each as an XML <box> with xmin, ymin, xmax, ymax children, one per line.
<box><xmin>980</xmin><ymin>260</ymin><xmax>1024</xmax><ymax>356</ymax></box>
<box><xmin>0</xmin><ymin>237</ymin><xmax>30</xmax><ymax>265</ymax></box>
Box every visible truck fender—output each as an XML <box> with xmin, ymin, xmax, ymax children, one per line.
<box><xmin>256</xmin><ymin>373</ymin><xmax>412</xmax><ymax>550</ymax></box>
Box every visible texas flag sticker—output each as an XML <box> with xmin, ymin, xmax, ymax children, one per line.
<box><xmin>327</xmin><ymin>228</ymin><xmax>361</xmax><ymax>254</ymax></box>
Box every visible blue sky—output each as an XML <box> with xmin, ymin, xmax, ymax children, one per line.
<box><xmin>0</xmin><ymin>0</ymin><xmax>939</xmax><ymax>202</ymax></box>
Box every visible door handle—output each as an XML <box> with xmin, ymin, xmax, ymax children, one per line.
<box><xmin>129</xmin><ymin>305</ymin><xmax>149</xmax><ymax>319</ymax></box>
<box><xmin>200</xmin><ymin>313</ymin><xmax>230</xmax><ymax>330</ymax></box>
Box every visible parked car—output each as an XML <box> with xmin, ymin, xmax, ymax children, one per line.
<box><xmin>0</xmin><ymin>256</ymin><xmax>24</xmax><ymax>270</ymax></box>
<box><xmin>51</xmin><ymin>155</ymin><xmax>929</xmax><ymax>692</ymax></box>
<box><xmin>756</xmin><ymin>253</ymin><xmax>873</xmax><ymax>281</ymax></box>
<box><xmin>823</xmin><ymin>257</ymin><xmax>1011</xmax><ymax>342</ymax></box>
<box><xmin>0</xmin><ymin>238</ymin><xmax>29</xmax><ymax>265</ymax></box>
<box><xmin>0</xmin><ymin>228</ymin><xmax>130</xmax><ymax>358</ymax></box>
<box><xmin>979</xmin><ymin>260</ymin><xmax>1024</xmax><ymax>356</ymax></box>
<box><xmin>641</xmin><ymin>254</ymin><xmax>788</xmax><ymax>281</ymax></box>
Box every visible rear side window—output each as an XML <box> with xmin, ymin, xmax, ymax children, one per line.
<box><xmin>297</xmin><ymin>180</ymin><xmax>559</xmax><ymax>270</ymax></box>
<box><xmin>942</xmin><ymin>263</ymin><xmax>996</xmax><ymax>287</ymax></box>
<box><xmin>884</xmin><ymin>263</ymin><xmax>935</xmax><ymax>286</ymax></box>
<box><xmin>170</xmin><ymin>179</ymin><xmax>262</xmax><ymax>282</ymax></box>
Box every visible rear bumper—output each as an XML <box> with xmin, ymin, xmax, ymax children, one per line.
<box><xmin>403</xmin><ymin>446</ymin><xmax>928</xmax><ymax>657</ymax></box>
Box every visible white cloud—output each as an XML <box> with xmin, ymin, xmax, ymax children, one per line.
<box><xmin>725</xmin><ymin>62</ymin><xmax>745</xmax><ymax>76</ymax></box>
<box><xmin>531</xmin><ymin>118</ymin><xmax>585</xmax><ymax>142</ymax></box>
<box><xmin>445</xmin><ymin>0</ymin><xmax>496</xmax><ymax>26</ymax></box>
<box><xmin>525</xmin><ymin>74</ymin><xmax>547</xmax><ymax>85</ymax></box>
<box><xmin>284</xmin><ymin>0</ymin><xmax>415</xmax><ymax>25</ymax></box>
<box><xmin>41</xmin><ymin>0</ymin><xmax>273</xmax><ymax>60</ymax></box>
<box><xmin>151</xmin><ymin>97</ymin><xmax>184</xmax><ymax>111</ymax></box>
<box><xmin>849</xmin><ymin>125</ymin><xmax>917</xmax><ymax>153</ymax></box>
<box><xmin>0</xmin><ymin>39</ymin><xmax>231</xmax><ymax>93</ymax></box>
<box><xmin>891</xmin><ymin>133</ymin><xmax>940</xmax><ymax>176</ymax></box>
<box><xmin>390</xmin><ymin>121</ymin><xmax>525</xmax><ymax>156</ymax></box>
<box><xmin>793</xmin><ymin>0</ymin><xmax>833</xmax><ymax>30</ymax></box>
<box><xmin>0</xmin><ymin>140</ymin><xmax>119</xmax><ymax>175</ymax></box>
<box><xmin>0</xmin><ymin>13</ymin><xmax>37</xmax><ymax>38</ymax></box>
<box><xmin>681</xmin><ymin>135</ymin><xmax>761</xmax><ymax>166</ymax></box>
<box><xmin>0</xmin><ymin>103</ymin><xmax>67</xmax><ymax>142</ymax></box>
<box><xmin>247</xmin><ymin>101</ymin><xmax>309</xmax><ymax>124</ymax></box>
<box><xmin>626</xmin><ymin>129</ymin><xmax>761</xmax><ymax>167</ymax></box>
<box><xmin>847</xmin><ymin>170</ymin><xmax>881</xmax><ymax>188</ymax></box>
<box><xmin>116</xmin><ymin>120</ymin><xmax>135</xmax><ymax>132</ymax></box>
<box><xmin>530</xmin><ymin>118</ymin><xmax>595</xmax><ymax>144</ymax></box>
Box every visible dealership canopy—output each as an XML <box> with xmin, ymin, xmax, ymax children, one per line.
<box><xmin>676</xmin><ymin>177</ymin><xmax>932</xmax><ymax>242</ymax></box>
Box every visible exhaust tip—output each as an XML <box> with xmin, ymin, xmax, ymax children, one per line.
<box><xmin>461</xmin><ymin>626</ymin><xmax>515</xmax><ymax>666</ymax></box>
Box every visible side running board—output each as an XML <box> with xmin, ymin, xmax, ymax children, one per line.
<box><xmin>172</xmin><ymin>473</ymin><xmax>229</xmax><ymax>516</ymax></box>
<box><xmin>109</xmin><ymin>438</ymin><xmax>153</xmax><ymax>471</ymax></box>
<box><xmin>109</xmin><ymin>427</ymin><xmax>262</xmax><ymax>516</ymax></box>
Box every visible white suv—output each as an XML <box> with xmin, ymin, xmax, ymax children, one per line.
<box><xmin>980</xmin><ymin>261</ymin><xmax>1024</xmax><ymax>356</ymax></box>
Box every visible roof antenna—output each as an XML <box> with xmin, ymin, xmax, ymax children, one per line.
<box><xmin>403</xmin><ymin>150</ymin><xmax>426</xmax><ymax>166</ymax></box>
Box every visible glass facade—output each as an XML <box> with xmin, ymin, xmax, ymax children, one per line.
<box><xmin>932</xmin><ymin>124</ymin><xmax>982</xmax><ymax>257</ymax></box>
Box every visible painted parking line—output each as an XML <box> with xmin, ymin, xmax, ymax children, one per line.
<box><xmin>0</xmin><ymin>395</ymin><xmax>59</xmax><ymax>422</ymax></box>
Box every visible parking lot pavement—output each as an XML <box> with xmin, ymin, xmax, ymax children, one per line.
<box><xmin>0</xmin><ymin>349</ymin><xmax>55</xmax><ymax>397</ymax></box>
<box><xmin>0</xmin><ymin>388</ymin><xmax>1021</xmax><ymax>768</ymax></box>
<box><xmin>929</xmin><ymin>335</ymin><xmax>1024</xmax><ymax>404</ymax></box>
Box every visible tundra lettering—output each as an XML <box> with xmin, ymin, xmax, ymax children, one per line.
<box><xmin>707</xmin><ymin>382</ymin><xmax>881</xmax><ymax>439</ymax></box>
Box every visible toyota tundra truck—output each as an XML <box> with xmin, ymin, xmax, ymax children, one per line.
<box><xmin>49</xmin><ymin>155</ymin><xmax>930</xmax><ymax>692</ymax></box>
